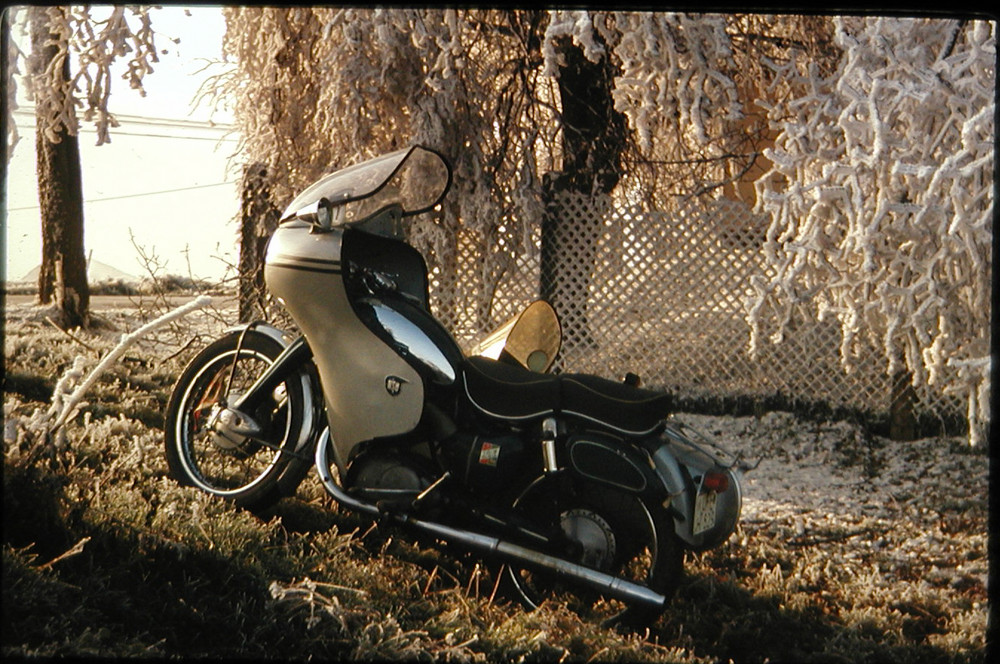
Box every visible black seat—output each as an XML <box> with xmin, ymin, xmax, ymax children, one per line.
<box><xmin>560</xmin><ymin>373</ymin><xmax>671</xmax><ymax>435</ymax></box>
<box><xmin>462</xmin><ymin>355</ymin><xmax>561</xmax><ymax>420</ymax></box>
<box><xmin>462</xmin><ymin>356</ymin><xmax>671</xmax><ymax>435</ymax></box>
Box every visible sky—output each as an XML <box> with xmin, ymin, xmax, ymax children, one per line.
<box><xmin>4</xmin><ymin>5</ymin><xmax>241</xmax><ymax>282</ymax></box>
<box><xmin>72</xmin><ymin>6</ymin><xmax>235</xmax><ymax>124</ymax></box>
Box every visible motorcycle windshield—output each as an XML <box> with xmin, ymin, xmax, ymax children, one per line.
<box><xmin>280</xmin><ymin>145</ymin><xmax>451</xmax><ymax>225</ymax></box>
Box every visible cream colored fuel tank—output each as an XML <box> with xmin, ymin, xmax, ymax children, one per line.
<box><xmin>264</xmin><ymin>222</ymin><xmax>423</xmax><ymax>471</ymax></box>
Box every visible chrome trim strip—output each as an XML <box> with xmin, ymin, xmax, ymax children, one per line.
<box><xmin>267</xmin><ymin>253</ymin><xmax>342</xmax><ymax>274</ymax></box>
<box><xmin>269</xmin><ymin>253</ymin><xmax>341</xmax><ymax>267</ymax></box>
<box><xmin>267</xmin><ymin>260</ymin><xmax>342</xmax><ymax>275</ymax></box>
<box><xmin>461</xmin><ymin>375</ymin><xmax>555</xmax><ymax>422</ymax></box>
<box><xmin>561</xmin><ymin>409</ymin><xmax>661</xmax><ymax>437</ymax></box>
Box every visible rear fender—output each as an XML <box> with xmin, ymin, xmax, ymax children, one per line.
<box><xmin>644</xmin><ymin>423</ymin><xmax>744</xmax><ymax>551</ymax></box>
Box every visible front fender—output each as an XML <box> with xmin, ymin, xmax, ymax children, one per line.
<box><xmin>224</xmin><ymin>321</ymin><xmax>298</xmax><ymax>352</ymax></box>
<box><xmin>224</xmin><ymin>322</ymin><xmax>324</xmax><ymax>458</ymax></box>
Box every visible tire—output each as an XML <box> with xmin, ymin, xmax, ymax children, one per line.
<box><xmin>164</xmin><ymin>329</ymin><xmax>314</xmax><ymax>511</ymax></box>
<box><xmin>502</xmin><ymin>475</ymin><xmax>683</xmax><ymax>627</ymax></box>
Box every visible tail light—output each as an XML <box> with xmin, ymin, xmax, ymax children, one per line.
<box><xmin>702</xmin><ymin>471</ymin><xmax>730</xmax><ymax>493</ymax></box>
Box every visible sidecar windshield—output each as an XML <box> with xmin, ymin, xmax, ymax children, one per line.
<box><xmin>280</xmin><ymin>145</ymin><xmax>451</xmax><ymax>227</ymax></box>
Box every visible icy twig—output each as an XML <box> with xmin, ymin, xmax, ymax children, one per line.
<box><xmin>39</xmin><ymin>537</ymin><xmax>92</xmax><ymax>569</ymax></box>
<box><xmin>48</xmin><ymin>295</ymin><xmax>213</xmax><ymax>435</ymax></box>
<box><xmin>44</xmin><ymin>316</ymin><xmax>99</xmax><ymax>355</ymax></box>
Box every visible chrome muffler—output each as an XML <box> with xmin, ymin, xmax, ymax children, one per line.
<box><xmin>313</xmin><ymin>429</ymin><xmax>666</xmax><ymax>611</ymax></box>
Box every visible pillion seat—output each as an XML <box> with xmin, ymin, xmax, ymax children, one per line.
<box><xmin>462</xmin><ymin>355</ymin><xmax>671</xmax><ymax>436</ymax></box>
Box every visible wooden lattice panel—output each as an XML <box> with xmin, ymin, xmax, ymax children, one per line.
<box><xmin>418</xmin><ymin>192</ymin><xmax>966</xmax><ymax>429</ymax></box>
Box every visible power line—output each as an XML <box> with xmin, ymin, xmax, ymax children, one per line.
<box><xmin>83</xmin><ymin>130</ymin><xmax>238</xmax><ymax>142</ymax></box>
<box><xmin>11</xmin><ymin>124</ymin><xmax>237</xmax><ymax>144</ymax></box>
<box><xmin>7</xmin><ymin>181</ymin><xmax>236</xmax><ymax>212</ymax></box>
<box><xmin>12</xmin><ymin>107</ymin><xmax>234</xmax><ymax>131</ymax></box>
<box><xmin>10</xmin><ymin>108</ymin><xmax>237</xmax><ymax>142</ymax></box>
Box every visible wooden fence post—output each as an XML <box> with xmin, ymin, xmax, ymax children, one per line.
<box><xmin>890</xmin><ymin>368</ymin><xmax>918</xmax><ymax>441</ymax></box>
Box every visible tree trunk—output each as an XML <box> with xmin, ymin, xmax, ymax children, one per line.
<box><xmin>539</xmin><ymin>35</ymin><xmax>628</xmax><ymax>353</ymax></box>
<box><xmin>238</xmin><ymin>163</ymin><xmax>280</xmax><ymax>322</ymax></box>
<box><xmin>30</xmin><ymin>7</ymin><xmax>90</xmax><ymax>328</ymax></box>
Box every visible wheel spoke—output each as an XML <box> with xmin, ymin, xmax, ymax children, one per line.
<box><xmin>503</xmin><ymin>477</ymin><xmax>680</xmax><ymax>624</ymax></box>
<box><xmin>165</xmin><ymin>330</ymin><xmax>312</xmax><ymax>512</ymax></box>
<box><xmin>175</xmin><ymin>349</ymin><xmax>290</xmax><ymax>494</ymax></box>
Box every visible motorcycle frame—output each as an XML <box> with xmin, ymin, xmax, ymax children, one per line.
<box><xmin>218</xmin><ymin>320</ymin><xmax>744</xmax><ymax>551</ymax></box>
<box><xmin>215</xmin><ymin>142</ymin><xmax>745</xmax><ymax>552</ymax></box>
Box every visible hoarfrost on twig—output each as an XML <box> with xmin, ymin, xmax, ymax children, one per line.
<box><xmin>13</xmin><ymin>296</ymin><xmax>214</xmax><ymax>456</ymax></box>
<box><xmin>747</xmin><ymin>17</ymin><xmax>993</xmax><ymax>445</ymax></box>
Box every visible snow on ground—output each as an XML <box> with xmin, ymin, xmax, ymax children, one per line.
<box><xmin>673</xmin><ymin>410</ymin><xmax>990</xmax><ymax>594</ymax></box>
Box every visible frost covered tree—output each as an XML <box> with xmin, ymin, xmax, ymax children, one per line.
<box><xmin>747</xmin><ymin>17</ymin><xmax>994</xmax><ymax>446</ymax></box>
<box><xmin>538</xmin><ymin>13</ymin><xmax>836</xmax><ymax>346</ymax></box>
<box><xmin>211</xmin><ymin>10</ymin><xmax>818</xmax><ymax>330</ymax></box>
<box><xmin>6</xmin><ymin>6</ymin><xmax>160</xmax><ymax>328</ymax></box>
<box><xmin>214</xmin><ymin>11</ymin><xmax>989</xmax><ymax>441</ymax></box>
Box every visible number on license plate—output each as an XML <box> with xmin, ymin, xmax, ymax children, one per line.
<box><xmin>693</xmin><ymin>490</ymin><xmax>717</xmax><ymax>535</ymax></box>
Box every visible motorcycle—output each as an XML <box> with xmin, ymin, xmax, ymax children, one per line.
<box><xmin>164</xmin><ymin>145</ymin><xmax>751</xmax><ymax>624</ymax></box>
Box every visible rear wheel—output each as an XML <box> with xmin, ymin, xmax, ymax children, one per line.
<box><xmin>164</xmin><ymin>329</ymin><xmax>313</xmax><ymax>510</ymax></box>
<box><xmin>503</xmin><ymin>475</ymin><xmax>683</xmax><ymax>627</ymax></box>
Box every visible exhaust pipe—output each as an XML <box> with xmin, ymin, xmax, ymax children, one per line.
<box><xmin>314</xmin><ymin>430</ymin><xmax>666</xmax><ymax>611</ymax></box>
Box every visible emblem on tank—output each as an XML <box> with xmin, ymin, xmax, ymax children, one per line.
<box><xmin>385</xmin><ymin>375</ymin><xmax>408</xmax><ymax>396</ymax></box>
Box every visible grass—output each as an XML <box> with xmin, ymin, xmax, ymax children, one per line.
<box><xmin>2</xmin><ymin>300</ymin><xmax>989</xmax><ymax>662</ymax></box>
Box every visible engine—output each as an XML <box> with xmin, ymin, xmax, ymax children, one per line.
<box><xmin>345</xmin><ymin>429</ymin><xmax>529</xmax><ymax>509</ymax></box>
<box><xmin>346</xmin><ymin>451</ymin><xmax>436</xmax><ymax>508</ymax></box>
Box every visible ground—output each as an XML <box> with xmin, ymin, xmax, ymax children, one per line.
<box><xmin>2</xmin><ymin>297</ymin><xmax>990</xmax><ymax>662</ymax></box>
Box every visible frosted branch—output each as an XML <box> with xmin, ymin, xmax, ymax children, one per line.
<box><xmin>749</xmin><ymin>17</ymin><xmax>993</xmax><ymax>445</ymax></box>
<box><xmin>47</xmin><ymin>296</ymin><xmax>213</xmax><ymax>436</ymax></box>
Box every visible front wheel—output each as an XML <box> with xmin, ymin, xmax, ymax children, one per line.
<box><xmin>503</xmin><ymin>476</ymin><xmax>683</xmax><ymax>627</ymax></box>
<box><xmin>164</xmin><ymin>329</ymin><xmax>314</xmax><ymax>510</ymax></box>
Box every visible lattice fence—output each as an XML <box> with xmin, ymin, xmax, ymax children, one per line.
<box><xmin>417</xmin><ymin>192</ymin><xmax>967</xmax><ymax>436</ymax></box>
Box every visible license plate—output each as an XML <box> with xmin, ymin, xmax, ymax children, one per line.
<box><xmin>693</xmin><ymin>490</ymin><xmax>717</xmax><ymax>535</ymax></box>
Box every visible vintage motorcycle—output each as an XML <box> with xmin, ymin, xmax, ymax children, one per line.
<box><xmin>164</xmin><ymin>145</ymin><xmax>750</xmax><ymax>623</ymax></box>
